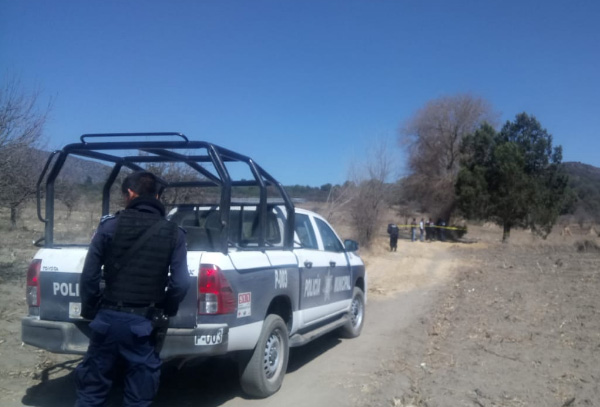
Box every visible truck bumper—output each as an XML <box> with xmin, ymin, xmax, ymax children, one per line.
<box><xmin>21</xmin><ymin>316</ymin><xmax>229</xmax><ymax>359</ymax></box>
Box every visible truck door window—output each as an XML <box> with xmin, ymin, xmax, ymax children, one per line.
<box><xmin>294</xmin><ymin>213</ymin><xmax>318</xmax><ymax>249</ymax></box>
<box><xmin>314</xmin><ymin>218</ymin><xmax>344</xmax><ymax>252</ymax></box>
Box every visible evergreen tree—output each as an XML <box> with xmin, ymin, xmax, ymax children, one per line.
<box><xmin>456</xmin><ymin>113</ymin><xmax>569</xmax><ymax>241</ymax></box>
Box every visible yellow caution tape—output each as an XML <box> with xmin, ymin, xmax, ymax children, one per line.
<box><xmin>393</xmin><ymin>225</ymin><xmax>467</xmax><ymax>231</ymax></box>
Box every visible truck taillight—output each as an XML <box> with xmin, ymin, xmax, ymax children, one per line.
<box><xmin>198</xmin><ymin>264</ymin><xmax>235</xmax><ymax>315</ymax></box>
<box><xmin>26</xmin><ymin>259</ymin><xmax>42</xmax><ymax>307</ymax></box>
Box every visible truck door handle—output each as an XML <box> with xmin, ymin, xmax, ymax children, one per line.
<box><xmin>329</xmin><ymin>261</ymin><xmax>336</xmax><ymax>267</ymax></box>
<box><xmin>304</xmin><ymin>261</ymin><xmax>313</xmax><ymax>269</ymax></box>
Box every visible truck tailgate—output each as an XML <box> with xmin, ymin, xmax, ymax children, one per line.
<box><xmin>37</xmin><ymin>248</ymin><xmax>87</xmax><ymax>322</ymax></box>
<box><xmin>36</xmin><ymin>248</ymin><xmax>198</xmax><ymax>328</ymax></box>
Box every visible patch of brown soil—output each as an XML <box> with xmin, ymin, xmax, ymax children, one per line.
<box><xmin>362</xmin><ymin>225</ymin><xmax>600</xmax><ymax>407</ymax></box>
<box><xmin>362</xmin><ymin>238</ymin><xmax>460</xmax><ymax>298</ymax></box>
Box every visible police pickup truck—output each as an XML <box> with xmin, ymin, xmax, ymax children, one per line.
<box><xmin>21</xmin><ymin>133</ymin><xmax>366</xmax><ymax>398</ymax></box>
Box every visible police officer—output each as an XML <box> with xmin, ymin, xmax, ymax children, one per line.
<box><xmin>387</xmin><ymin>223</ymin><xmax>399</xmax><ymax>251</ymax></box>
<box><xmin>75</xmin><ymin>171</ymin><xmax>190</xmax><ymax>407</ymax></box>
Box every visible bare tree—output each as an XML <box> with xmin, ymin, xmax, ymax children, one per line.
<box><xmin>0</xmin><ymin>148</ymin><xmax>43</xmax><ymax>228</ymax></box>
<box><xmin>143</xmin><ymin>159</ymin><xmax>206</xmax><ymax>205</ymax></box>
<box><xmin>56</xmin><ymin>181</ymin><xmax>81</xmax><ymax>219</ymax></box>
<box><xmin>0</xmin><ymin>76</ymin><xmax>50</xmax><ymax>228</ymax></box>
<box><xmin>348</xmin><ymin>139</ymin><xmax>397</xmax><ymax>247</ymax></box>
<box><xmin>400</xmin><ymin>94</ymin><xmax>496</xmax><ymax>219</ymax></box>
<box><xmin>321</xmin><ymin>182</ymin><xmax>354</xmax><ymax>222</ymax></box>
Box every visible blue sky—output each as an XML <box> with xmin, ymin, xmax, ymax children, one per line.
<box><xmin>1</xmin><ymin>0</ymin><xmax>599</xmax><ymax>186</ymax></box>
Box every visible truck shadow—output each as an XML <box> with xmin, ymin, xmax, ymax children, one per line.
<box><xmin>21</xmin><ymin>335</ymin><xmax>341</xmax><ymax>406</ymax></box>
<box><xmin>288</xmin><ymin>334</ymin><xmax>341</xmax><ymax>373</ymax></box>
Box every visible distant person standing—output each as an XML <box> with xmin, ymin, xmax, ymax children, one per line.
<box><xmin>440</xmin><ymin>219</ymin><xmax>447</xmax><ymax>242</ymax></box>
<box><xmin>410</xmin><ymin>218</ymin><xmax>417</xmax><ymax>242</ymax></box>
<box><xmin>387</xmin><ymin>223</ymin><xmax>399</xmax><ymax>251</ymax></box>
<box><xmin>427</xmin><ymin>218</ymin><xmax>435</xmax><ymax>241</ymax></box>
<box><xmin>419</xmin><ymin>218</ymin><xmax>424</xmax><ymax>242</ymax></box>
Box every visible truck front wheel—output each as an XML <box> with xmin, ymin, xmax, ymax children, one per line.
<box><xmin>339</xmin><ymin>287</ymin><xmax>365</xmax><ymax>338</ymax></box>
<box><xmin>239</xmin><ymin>314</ymin><xmax>289</xmax><ymax>398</ymax></box>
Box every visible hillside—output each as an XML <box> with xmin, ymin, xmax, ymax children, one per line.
<box><xmin>33</xmin><ymin>147</ymin><xmax>334</xmax><ymax>199</ymax></box>
<box><xmin>31</xmin><ymin>149</ymin><xmax>111</xmax><ymax>184</ymax></box>
<box><xmin>563</xmin><ymin>161</ymin><xmax>600</xmax><ymax>222</ymax></box>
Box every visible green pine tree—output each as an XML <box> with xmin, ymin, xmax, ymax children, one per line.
<box><xmin>456</xmin><ymin>113</ymin><xmax>570</xmax><ymax>241</ymax></box>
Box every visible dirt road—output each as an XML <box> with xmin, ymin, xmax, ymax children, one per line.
<box><xmin>2</xmin><ymin>226</ymin><xmax>600</xmax><ymax>406</ymax></box>
<box><xmin>1</xmin><ymin>235</ymin><xmax>456</xmax><ymax>407</ymax></box>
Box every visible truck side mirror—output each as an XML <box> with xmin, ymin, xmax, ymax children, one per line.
<box><xmin>344</xmin><ymin>239</ymin><xmax>359</xmax><ymax>252</ymax></box>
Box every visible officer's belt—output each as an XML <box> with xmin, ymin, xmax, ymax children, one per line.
<box><xmin>101</xmin><ymin>301</ymin><xmax>156</xmax><ymax>316</ymax></box>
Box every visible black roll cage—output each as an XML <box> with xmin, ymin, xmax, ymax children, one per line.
<box><xmin>36</xmin><ymin>132</ymin><xmax>295</xmax><ymax>253</ymax></box>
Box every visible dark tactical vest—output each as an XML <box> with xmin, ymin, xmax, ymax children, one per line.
<box><xmin>103</xmin><ymin>209</ymin><xmax>178</xmax><ymax>305</ymax></box>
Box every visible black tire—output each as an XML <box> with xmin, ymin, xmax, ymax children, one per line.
<box><xmin>339</xmin><ymin>287</ymin><xmax>365</xmax><ymax>338</ymax></box>
<box><xmin>239</xmin><ymin>314</ymin><xmax>289</xmax><ymax>398</ymax></box>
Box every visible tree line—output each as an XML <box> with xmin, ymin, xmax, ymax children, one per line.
<box><xmin>400</xmin><ymin>94</ymin><xmax>572</xmax><ymax>243</ymax></box>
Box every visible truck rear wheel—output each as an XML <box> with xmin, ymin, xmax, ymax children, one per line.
<box><xmin>239</xmin><ymin>314</ymin><xmax>289</xmax><ymax>398</ymax></box>
<box><xmin>339</xmin><ymin>287</ymin><xmax>365</xmax><ymax>338</ymax></box>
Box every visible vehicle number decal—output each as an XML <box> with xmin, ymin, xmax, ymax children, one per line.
<box><xmin>237</xmin><ymin>292</ymin><xmax>251</xmax><ymax>318</ymax></box>
<box><xmin>274</xmin><ymin>269</ymin><xmax>288</xmax><ymax>289</ymax></box>
<box><xmin>195</xmin><ymin>329</ymin><xmax>224</xmax><ymax>346</ymax></box>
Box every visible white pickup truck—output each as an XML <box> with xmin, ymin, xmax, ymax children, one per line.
<box><xmin>21</xmin><ymin>133</ymin><xmax>366</xmax><ymax>398</ymax></box>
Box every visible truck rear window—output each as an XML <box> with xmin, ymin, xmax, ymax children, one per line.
<box><xmin>170</xmin><ymin>206</ymin><xmax>283</xmax><ymax>250</ymax></box>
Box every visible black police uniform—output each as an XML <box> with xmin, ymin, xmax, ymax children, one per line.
<box><xmin>387</xmin><ymin>223</ymin><xmax>399</xmax><ymax>251</ymax></box>
<box><xmin>75</xmin><ymin>196</ymin><xmax>189</xmax><ymax>407</ymax></box>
